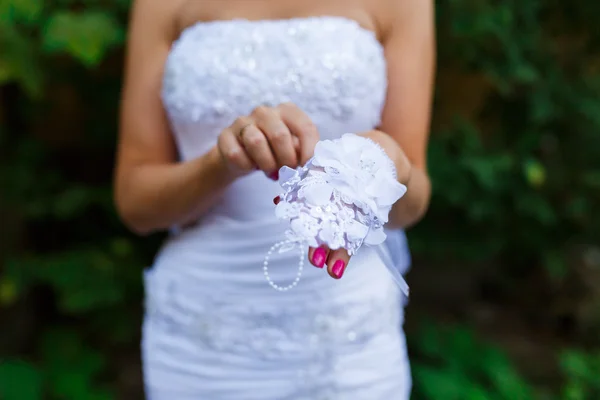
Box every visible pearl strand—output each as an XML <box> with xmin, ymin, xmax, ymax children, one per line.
<box><xmin>263</xmin><ymin>240</ymin><xmax>304</xmax><ymax>291</ymax></box>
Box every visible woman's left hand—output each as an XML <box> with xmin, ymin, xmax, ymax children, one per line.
<box><xmin>274</xmin><ymin>130</ymin><xmax>412</xmax><ymax>280</ymax></box>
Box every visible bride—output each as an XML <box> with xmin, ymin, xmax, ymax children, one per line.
<box><xmin>114</xmin><ymin>0</ymin><xmax>434</xmax><ymax>398</ymax></box>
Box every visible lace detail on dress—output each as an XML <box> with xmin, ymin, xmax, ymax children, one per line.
<box><xmin>146</xmin><ymin>289</ymin><xmax>399</xmax><ymax>360</ymax></box>
<box><xmin>144</xmin><ymin>269</ymin><xmax>404</xmax><ymax>398</ymax></box>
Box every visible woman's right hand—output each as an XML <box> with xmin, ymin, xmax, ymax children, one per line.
<box><xmin>217</xmin><ymin>103</ymin><xmax>320</xmax><ymax>179</ymax></box>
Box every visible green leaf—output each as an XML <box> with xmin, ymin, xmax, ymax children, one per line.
<box><xmin>411</xmin><ymin>323</ymin><xmax>538</xmax><ymax>399</ymax></box>
<box><xmin>0</xmin><ymin>277</ymin><xmax>19</xmax><ymax>305</ymax></box>
<box><xmin>51</xmin><ymin>186</ymin><xmax>97</xmax><ymax>219</ymax></box>
<box><xmin>0</xmin><ymin>24</ymin><xmax>43</xmax><ymax>96</ymax></box>
<box><xmin>6</xmin><ymin>248</ymin><xmax>127</xmax><ymax>313</ymax></box>
<box><xmin>415</xmin><ymin>322</ymin><xmax>444</xmax><ymax>357</ymax></box>
<box><xmin>490</xmin><ymin>364</ymin><xmax>535</xmax><ymax>399</ymax></box>
<box><xmin>514</xmin><ymin>193</ymin><xmax>557</xmax><ymax>226</ymax></box>
<box><xmin>543</xmin><ymin>250</ymin><xmax>568</xmax><ymax>280</ymax></box>
<box><xmin>560</xmin><ymin>350</ymin><xmax>590</xmax><ymax>380</ymax></box>
<box><xmin>563</xmin><ymin>382</ymin><xmax>586</xmax><ymax>400</ymax></box>
<box><xmin>110</xmin><ymin>237</ymin><xmax>134</xmax><ymax>257</ymax></box>
<box><xmin>40</xmin><ymin>329</ymin><xmax>109</xmax><ymax>399</ymax></box>
<box><xmin>0</xmin><ymin>0</ymin><xmax>43</xmax><ymax>24</ymax></box>
<box><xmin>43</xmin><ymin>11</ymin><xmax>124</xmax><ymax>66</ymax></box>
<box><xmin>523</xmin><ymin>159</ymin><xmax>546</xmax><ymax>188</ymax></box>
<box><xmin>465</xmin><ymin>385</ymin><xmax>497</xmax><ymax>400</ymax></box>
<box><xmin>413</xmin><ymin>365</ymin><xmax>468</xmax><ymax>400</ymax></box>
<box><xmin>0</xmin><ymin>60</ymin><xmax>13</xmax><ymax>83</ymax></box>
<box><xmin>461</xmin><ymin>154</ymin><xmax>512</xmax><ymax>192</ymax></box>
<box><xmin>0</xmin><ymin>360</ymin><xmax>43</xmax><ymax>400</ymax></box>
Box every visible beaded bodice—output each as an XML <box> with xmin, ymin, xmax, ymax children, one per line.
<box><xmin>161</xmin><ymin>16</ymin><xmax>387</xmax><ymax>161</ymax></box>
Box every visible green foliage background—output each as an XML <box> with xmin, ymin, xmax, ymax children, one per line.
<box><xmin>1</xmin><ymin>0</ymin><xmax>599</xmax><ymax>398</ymax></box>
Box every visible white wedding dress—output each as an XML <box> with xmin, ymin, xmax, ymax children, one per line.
<box><xmin>143</xmin><ymin>16</ymin><xmax>412</xmax><ymax>399</ymax></box>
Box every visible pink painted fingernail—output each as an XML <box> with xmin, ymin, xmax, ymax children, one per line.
<box><xmin>332</xmin><ymin>260</ymin><xmax>346</xmax><ymax>279</ymax></box>
<box><xmin>269</xmin><ymin>171</ymin><xmax>279</xmax><ymax>181</ymax></box>
<box><xmin>312</xmin><ymin>248</ymin><xmax>326</xmax><ymax>268</ymax></box>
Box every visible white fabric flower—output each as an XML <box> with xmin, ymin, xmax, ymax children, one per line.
<box><xmin>318</xmin><ymin>221</ymin><xmax>345</xmax><ymax>250</ymax></box>
<box><xmin>289</xmin><ymin>213</ymin><xmax>320</xmax><ymax>247</ymax></box>
<box><xmin>274</xmin><ymin>133</ymin><xmax>407</xmax><ymax>254</ymax></box>
<box><xmin>275</xmin><ymin>201</ymin><xmax>302</xmax><ymax>219</ymax></box>
<box><xmin>278</xmin><ymin>166</ymin><xmax>301</xmax><ymax>190</ymax></box>
<box><xmin>309</xmin><ymin>203</ymin><xmax>339</xmax><ymax>221</ymax></box>
<box><xmin>310</xmin><ymin>134</ymin><xmax>406</xmax><ymax>220</ymax></box>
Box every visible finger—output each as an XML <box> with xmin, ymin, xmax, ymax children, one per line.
<box><xmin>308</xmin><ymin>246</ymin><xmax>328</xmax><ymax>269</ymax></box>
<box><xmin>326</xmin><ymin>248</ymin><xmax>351</xmax><ymax>279</ymax></box>
<box><xmin>292</xmin><ymin>135</ymin><xmax>300</xmax><ymax>152</ymax></box>
<box><xmin>240</xmin><ymin>123</ymin><xmax>278</xmax><ymax>175</ymax></box>
<box><xmin>278</xmin><ymin>103</ymin><xmax>319</xmax><ymax>164</ymax></box>
<box><xmin>252</xmin><ymin>106</ymin><xmax>298</xmax><ymax>168</ymax></box>
<box><xmin>218</xmin><ymin>128</ymin><xmax>254</xmax><ymax>172</ymax></box>
<box><xmin>230</xmin><ymin>115</ymin><xmax>253</xmax><ymax>133</ymax></box>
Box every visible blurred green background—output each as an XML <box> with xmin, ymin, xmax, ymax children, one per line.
<box><xmin>1</xmin><ymin>0</ymin><xmax>600</xmax><ymax>399</ymax></box>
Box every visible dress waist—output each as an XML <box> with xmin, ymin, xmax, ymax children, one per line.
<box><xmin>151</xmin><ymin>169</ymin><xmax>411</xmax><ymax>296</ymax></box>
<box><xmin>159</xmin><ymin>212</ymin><xmax>406</xmax><ymax>292</ymax></box>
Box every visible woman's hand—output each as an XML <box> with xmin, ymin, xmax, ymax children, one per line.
<box><xmin>217</xmin><ymin>103</ymin><xmax>320</xmax><ymax>179</ymax></box>
<box><xmin>274</xmin><ymin>130</ymin><xmax>413</xmax><ymax>280</ymax></box>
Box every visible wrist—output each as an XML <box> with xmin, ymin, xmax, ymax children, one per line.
<box><xmin>388</xmin><ymin>166</ymin><xmax>431</xmax><ymax>229</ymax></box>
<box><xmin>206</xmin><ymin>145</ymin><xmax>239</xmax><ymax>183</ymax></box>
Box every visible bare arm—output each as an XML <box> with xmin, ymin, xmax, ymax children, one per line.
<box><xmin>374</xmin><ymin>0</ymin><xmax>436</xmax><ymax>228</ymax></box>
<box><xmin>114</xmin><ymin>0</ymin><xmax>235</xmax><ymax>235</ymax></box>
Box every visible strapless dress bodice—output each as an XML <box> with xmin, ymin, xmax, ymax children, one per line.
<box><xmin>161</xmin><ymin>16</ymin><xmax>387</xmax><ymax>161</ymax></box>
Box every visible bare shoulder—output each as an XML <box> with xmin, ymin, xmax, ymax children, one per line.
<box><xmin>127</xmin><ymin>0</ymin><xmax>188</xmax><ymax>45</ymax></box>
<box><xmin>369</xmin><ymin>0</ymin><xmax>434</xmax><ymax>43</ymax></box>
<box><xmin>174</xmin><ymin>0</ymin><xmax>227</xmax><ymax>33</ymax></box>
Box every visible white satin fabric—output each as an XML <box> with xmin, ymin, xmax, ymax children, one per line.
<box><xmin>144</xmin><ymin>16</ymin><xmax>412</xmax><ymax>399</ymax></box>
